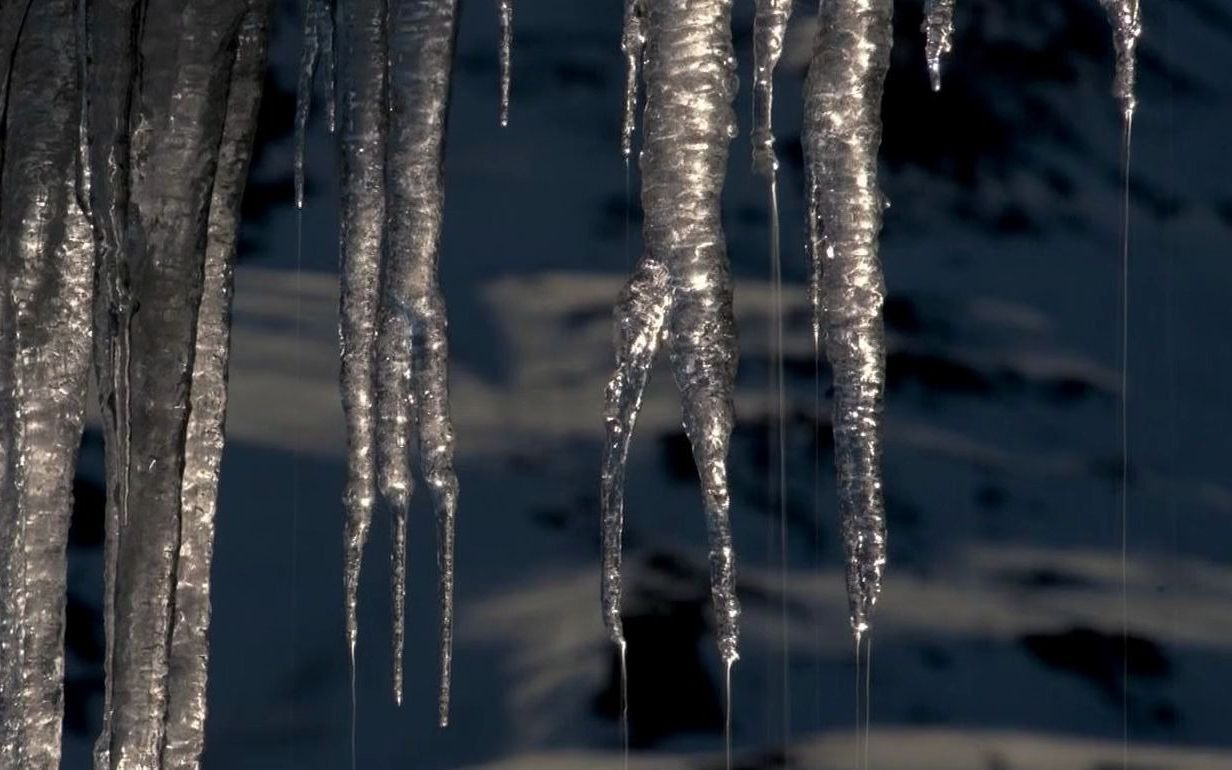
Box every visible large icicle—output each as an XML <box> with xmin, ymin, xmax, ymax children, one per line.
<box><xmin>922</xmin><ymin>0</ymin><xmax>955</xmax><ymax>92</ymax></box>
<box><xmin>0</xmin><ymin>0</ymin><xmax>95</xmax><ymax>766</ymax></box>
<box><xmin>90</xmin><ymin>1</ymin><xmax>260</xmax><ymax>764</ymax></box>
<box><xmin>601</xmin><ymin>0</ymin><xmax>741</xmax><ymax>667</ymax></box>
<box><xmin>161</xmin><ymin>9</ymin><xmax>270</xmax><ymax>769</ymax></box>
<box><xmin>336</xmin><ymin>0</ymin><xmax>385</xmax><ymax>709</ymax></box>
<box><xmin>803</xmin><ymin>0</ymin><xmax>891</xmax><ymax>639</ymax></box>
<box><xmin>1098</xmin><ymin>0</ymin><xmax>1141</xmax><ymax>121</ymax></box>
<box><xmin>752</xmin><ymin>0</ymin><xmax>792</xmax><ymax>177</ymax></box>
<box><xmin>377</xmin><ymin>0</ymin><xmax>461</xmax><ymax>722</ymax></box>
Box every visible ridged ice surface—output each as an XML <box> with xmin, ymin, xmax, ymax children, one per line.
<box><xmin>601</xmin><ymin>0</ymin><xmax>741</xmax><ymax>666</ymax></box>
<box><xmin>331</xmin><ymin>0</ymin><xmax>460</xmax><ymax>723</ymax></box>
<box><xmin>803</xmin><ymin>0</ymin><xmax>892</xmax><ymax>638</ymax></box>
<box><xmin>752</xmin><ymin>0</ymin><xmax>792</xmax><ymax>177</ymax></box>
<box><xmin>923</xmin><ymin>0</ymin><xmax>955</xmax><ymax>92</ymax></box>
<box><xmin>162</xmin><ymin>12</ymin><xmax>269</xmax><ymax>770</ymax></box>
<box><xmin>83</xmin><ymin>2</ymin><xmax>270</xmax><ymax>767</ymax></box>
<box><xmin>1098</xmin><ymin>0</ymin><xmax>1141</xmax><ymax>120</ymax></box>
<box><xmin>0</xmin><ymin>1</ymin><xmax>95</xmax><ymax>766</ymax></box>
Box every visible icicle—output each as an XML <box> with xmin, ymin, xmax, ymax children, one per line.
<box><xmin>0</xmin><ymin>1</ymin><xmax>95</xmax><ymax>766</ymax></box>
<box><xmin>377</xmin><ymin>0</ymin><xmax>461</xmax><ymax>723</ymax></box>
<box><xmin>295</xmin><ymin>0</ymin><xmax>325</xmax><ymax>210</ymax></box>
<box><xmin>1098</xmin><ymin>0</ymin><xmax>1141</xmax><ymax>122</ymax></box>
<box><xmin>161</xmin><ymin>10</ymin><xmax>270</xmax><ymax>769</ymax></box>
<box><xmin>336</xmin><ymin>0</ymin><xmax>386</xmax><ymax>714</ymax></box>
<box><xmin>752</xmin><ymin>0</ymin><xmax>791</xmax><ymax>177</ymax></box>
<box><xmin>601</xmin><ymin>0</ymin><xmax>741</xmax><ymax>668</ymax></box>
<box><xmin>803</xmin><ymin>0</ymin><xmax>891</xmax><ymax>639</ymax></box>
<box><xmin>321</xmin><ymin>0</ymin><xmax>337</xmax><ymax>134</ymax></box>
<box><xmin>498</xmin><ymin>0</ymin><xmax>513</xmax><ymax>126</ymax></box>
<box><xmin>922</xmin><ymin>0</ymin><xmax>955</xmax><ymax>92</ymax></box>
<box><xmin>96</xmin><ymin>2</ymin><xmax>258</xmax><ymax>764</ymax></box>
<box><xmin>619</xmin><ymin>0</ymin><xmax>645</xmax><ymax>159</ymax></box>
<box><xmin>81</xmin><ymin>0</ymin><xmax>141</xmax><ymax>764</ymax></box>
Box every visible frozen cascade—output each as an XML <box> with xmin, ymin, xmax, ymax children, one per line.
<box><xmin>922</xmin><ymin>0</ymin><xmax>955</xmax><ymax>92</ymax></box>
<box><xmin>330</xmin><ymin>0</ymin><xmax>460</xmax><ymax>722</ymax></box>
<box><xmin>84</xmin><ymin>1</ymin><xmax>271</xmax><ymax>766</ymax></box>
<box><xmin>803</xmin><ymin>0</ymin><xmax>892</xmax><ymax>639</ymax></box>
<box><xmin>0</xmin><ymin>0</ymin><xmax>96</xmax><ymax>766</ymax></box>
<box><xmin>1099</xmin><ymin>0</ymin><xmax>1141</xmax><ymax>122</ymax></box>
<box><xmin>601</xmin><ymin>0</ymin><xmax>741</xmax><ymax>668</ymax></box>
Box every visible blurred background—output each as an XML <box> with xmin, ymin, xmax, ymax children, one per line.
<box><xmin>58</xmin><ymin>0</ymin><xmax>1232</xmax><ymax>767</ymax></box>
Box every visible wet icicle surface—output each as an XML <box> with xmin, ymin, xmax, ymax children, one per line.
<box><xmin>84</xmin><ymin>1</ymin><xmax>271</xmax><ymax>766</ymax></box>
<box><xmin>803</xmin><ymin>0</ymin><xmax>892</xmax><ymax>639</ymax></box>
<box><xmin>601</xmin><ymin>0</ymin><xmax>741</xmax><ymax>667</ymax></box>
<box><xmin>619</xmin><ymin>0</ymin><xmax>645</xmax><ymax>158</ymax></box>
<box><xmin>922</xmin><ymin>0</ymin><xmax>955</xmax><ymax>92</ymax></box>
<box><xmin>1098</xmin><ymin>0</ymin><xmax>1142</xmax><ymax>121</ymax></box>
<box><xmin>752</xmin><ymin>0</ymin><xmax>792</xmax><ymax>178</ymax></box>
<box><xmin>332</xmin><ymin>0</ymin><xmax>460</xmax><ymax>723</ymax></box>
<box><xmin>0</xmin><ymin>0</ymin><xmax>95</xmax><ymax>766</ymax></box>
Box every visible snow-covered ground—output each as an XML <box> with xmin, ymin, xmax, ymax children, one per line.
<box><xmin>61</xmin><ymin>0</ymin><xmax>1232</xmax><ymax>767</ymax></box>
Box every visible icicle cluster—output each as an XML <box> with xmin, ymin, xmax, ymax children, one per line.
<box><xmin>805</xmin><ymin>0</ymin><xmax>893</xmax><ymax>639</ymax></box>
<box><xmin>602</xmin><ymin>0</ymin><xmax>741</xmax><ymax>667</ymax></box>
<box><xmin>0</xmin><ymin>1</ymin><xmax>269</xmax><ymax>768</ymax></box>
<box><xmin>316</xmin><ymin>0</ymin><xmax>461</xmax><ymax>723</ymax></box>
<box><xmin>922</xmin><ymin>0</ymin><xmax>956</xmax><ymax>91</ymax></box>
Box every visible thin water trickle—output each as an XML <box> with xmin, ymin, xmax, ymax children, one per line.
<box><xmin>620</xmin><ymin>640</ymin><xmax>629</xmax><ymax>770</ymax></box>
<box><xmin>1118</xmin><ymin>110</ymin><xmax>1135</xmax><ymax>770</ymax></box>
<box><xmin>724</xmin><ymin>658</ymin><xmax>734</xmax><ymax>770</ymax></box>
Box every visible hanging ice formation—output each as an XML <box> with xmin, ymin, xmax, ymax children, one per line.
<box><xmin>752</xmin><ymin>0</ymin><xmax>792</xmax><ymax>179</ymax></box>
<box><xmin>602</xmin><ymin>0</ymin><xmax>741</xmax><ymax>667</ymax></box>
<box><xmin>300</xmin><ymin>0</ymin><xmax>463</xmax><ymax>723</ymax></box>
<box><xmin>922</xmin><ymin>0</ymin><xmax>956</xmax><ymax>91</ymax></box>
<box><xmin>0</xmin><ymin>0</ymin><xmax>270</xmax><ymax>767</ymax></box>
<box><xmin>1098</xmin><ymin>0</ymin><xmax>1141</xmax><ymax>122</ymax></box>
<box><xmin>804</xmin><ymin>0</ymin><xmax>893</xmax><ymax>639</ymax></box>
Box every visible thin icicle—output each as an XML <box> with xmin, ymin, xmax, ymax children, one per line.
<box><xmin>295</xmin><ymin>0</ymin><xmax>325</xmax><ymax>210</ymax></box>
<box><xmin>619</xmin><ymin>0</ymin><xmax>645</xmax><ymax>159</ymax></box>
<box><xmin>1098</xmin><ymin>0</ymin><xmax>1141</xmax><ymax>121</ymax></box>
<box><xmin>336</xmin><ymin>0</ymin><xmax>386</xmax><ymax>709</ymax></box>
<box><xmin>601</xmin><ymin>0</ymin><xmax>741</xmax><ymax>667</ymax></box>
<box><xmin>803</xmin><ymin>0</ymin><xmax>891</xmax><ymax>639</ymax></box>
<box><xmin>498</xmin><ymin>0</ymin><xmax>513</xmax><ymax>126</ymax></box>
<box><xmin>922</xmin><ymin>0</ymin><xmax>955</xmax><ymax>92</ymax></box>
<box><xmin>161</xmin><ymin>10</ymin><xmax>270</xmax><ymax>769</ymax></box>
<box><xmin>377</xmin><ymin>0</ymin><xmax>461</xmax><ymax>723</ymax></box>
<box><xmin>752</xmin><ymin>0</ymin><xmax>792</xmax><ymax>177</ymax></box>
<box><xmin>0</xmin><ymin>1</ymin><xmax>95</xmax><ymax>766</ymax></box>
<box><xmin>321</xmin><ymin>0</ymin><xmax>337</xmax><ymax>133</ymax></box>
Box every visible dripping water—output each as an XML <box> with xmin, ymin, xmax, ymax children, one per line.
<box><xmin>1118</xmin><ymin>105</ymin><xmax>1134</xmax><ymax>770</ymax></box>
<box><xmin>620</xmin><ymin>640</ymin><xmax>629</xmax><ymax>770</ymax></box>
<box><xmin>724</xmin><ymin>658</ymin><xmax>734</xmax><ymax>770</ymax></box>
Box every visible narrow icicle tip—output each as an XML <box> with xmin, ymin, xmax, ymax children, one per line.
<box><xmin>619</xmin><ymin>0</ymin><xmax>645</xmax><ymax>158</ymax></box>
<box><xmin>1098</xmin><ymin>0</ymin><xmax>1142</xmax><ymax>121</ymax></box>
<box><xmin>752</xmin><ymin>0</ymin><xmax>792</xmax><ymax>176</ymax></box>
<box><xmin>922</xmin><ymin>0</ymin><xmax>956</xmax><ymax>92</ymax></box>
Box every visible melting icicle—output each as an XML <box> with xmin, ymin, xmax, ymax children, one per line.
<box><xmin>619</xmin><ymin>0</ymin><xmax>645</xmax><ymax>159</ymax></box>
<box><xmin>499</xmin><ymin>0</ymin><xmax>513</xmax><ymax>126</ymax></box>
<box><xmin>161</xmin><ymin>11</ymin><xmax>270</xmax><ymax>769</ymax></box>
<box><xmin>295</xmin><ymin>0</ymin><xmax>326</xmax><ymax>210</ymax></box>
<box><xmin>378</xmin><ymin>0</ymin><xmax>461</xmax><ymax>720</ymax></box>
<box><xmin>752</xmin><ymin>0</ymin><xmax>791</xmax><ymax>178</ymax></box>
<box><xmin>803</xmin><ymin>0</ymin><xmax>892</xmax><ymax>639</ymax></box>
<box><xmin>601</xmin><ymin>0</ymin><xmax>741</xmax><ymax>672</ymax></box>
<box><xmin>922</xmin><ymin>0</ymin><xmax>955</xmax><ymax>92</ymax></box>
<box><xmin>335</xmin><ymin>0</ymin><xmax>385</xmax><ymax>715</ymax></box>
<box><xmin>0</xmin><ymin>1</ymin><xmax>95</xmax><ymax>765</ymax></box>
<box><xmin>1099</xmin><ymin>0</ymin><xmax>1141</xmax><ymax>122</ymax></box>
<box><xmin>335</xmin><ymin>0</ymin><xmax>460</xmax><ymax>724</ymax></box>
<box><xmin>84</xmin><ymin>2</ymin><xmax>267</xmax><ymax>765</ymax></box>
